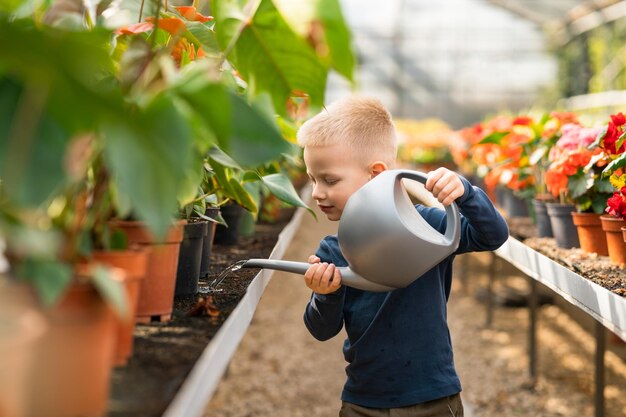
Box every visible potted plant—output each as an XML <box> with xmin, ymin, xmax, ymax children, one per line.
<box><xmin>591</xmin><ymin>112</ymin><xmax>626</xmax><ymax>264</ymax></box>
<box><xmin>544</xmin><ymin>122</ymin><xmax>611</xmax><ymax>253</ymax></box>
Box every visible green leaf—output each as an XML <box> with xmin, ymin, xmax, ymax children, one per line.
<box><xmin>16</xmin><ymin>260</ymin><xmax>73</xmax><ymax>307</ymax></box>
<box><xmin>591</xmin><ymin>193</ymin><xmax>610</xmax><ymax>214</ymax></box>
<box><xmin>209</xmin><ymin>146</ymin><xmax>242</xmax><ymax>169</ymax></box>
<box><xmin>478</xmin><ymin>131</ymin><xmax>509</xmax><ymax>145</ymax></box>
<box><xmin>91</xmin><ymin>265</ymin><xmax>129</xmax><ymax>320</ymax></box>
<box><xmin>316</xmin><ymin>0</ymin><xmax>354</xmax><ymax>81</ymax></box>
<box><xmin>0</xmin><ymin>79</ymin><xmax>70</xmax><ymax>207</ymax></box>
<box><xmin>595</xmin><ymin>177</ymin><xmax>615</xmax><ymax>193</ymax></box>
<box><xmin>104</xmin><ymin>94</ymin><xmax>193</xmax><ymax>238</ymax></box>
<box><xmin>568</xmin><ymin>172</ymin><xmax>588</xmax><ymax>199</ymax></box>
<box><xmin>616</xmin><ymin>131</ymin><xmax>626</xmax><ymax>153</ymax></box>
<box><xmin>227</xmin><ymin>177</ymin><xmax>258</xmax><ymax>212</ymax></box>
<box><xmin>225</xmin><ymin>92</ymin><xmax>291</xmax><ymax>167</ymax></box>
<box><xmin>213</xmin><ymin>0</ymin><xmax>328</xmax><ymax>114</ymax></box>
<box><xmin>186</xmin><ymin>22</ymin><xmax>221</xmax><ymax>54</ymax></box>
<box><xmin>588</xmin><ymin>126</ymin><xmax>607</xmax><ymax>150</ymax></box>
<box><xmin>260</xmin><ymin>172</ymin><xmax>314</xmax><ymax>216</ymax></box>
<box><xmin>603</xmin><ymin>152</ymin><xmax>626</xmax><ymax>176</ymax></box>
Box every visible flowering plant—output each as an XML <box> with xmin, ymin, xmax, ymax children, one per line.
<box><xmin>544</xmin><ymin>123</ymin><xmax>612</xmax><ymax>213</ymax></box>
<box><xmin>593</xmin><ymin>113</ymin><xmax>626</xmax><ymax>218</ymax></box>
<box><xmin>469</xmin><ymin>115</ymin><xmax>535</xmax><ymax>198</ymax></box>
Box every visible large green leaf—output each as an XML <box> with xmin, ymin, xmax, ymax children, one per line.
<box><xmin>225</xmin><ymin>92</ymin><xmax>291</xmax><ymax>167</ymax></box>
<box><xmin>212</xmin><ymin>0</ymin><xmax>328</xmax><ymax>114</ymax></box>
<box><xmin>568</xmin><ymin>171</ymin><xmax>590</xmax><ymax>199</ymax></box>
<box><xmin>186</xmin><ymin>22</ymin><xmax>221</xmax><ymax>54</ymax></box>
<box><xmin>103</xmin><ymin>94</ymin><xmax>193</xmax><ymax>237</ymax></box>
<box><xmin>274</xmin><ymin>0</ymin><xmax>354</xmax><ymax>81</ymax></box>
<box><xmin>260</xmin><ymin>172</ymin><xmax>313</xmax><ymax>215</ymax></box>
<box><xmin>0</xmin><ymin>79</ymin><xmax>70</xmax><ymax>207</ymax></box>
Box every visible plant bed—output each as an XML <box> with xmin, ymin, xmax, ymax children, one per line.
<box><xmin>506</xmin><ymin>217</ymin><xmax>626</xmax><ymax>297</ymax></box>
<box><xmin>107</xmin><ymin>209</ymin><xmax>296</xmax><ymax>417</ymax></box>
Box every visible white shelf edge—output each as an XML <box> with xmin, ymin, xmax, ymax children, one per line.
<box><xmin>495</xmin><ymin>237</ymin><xmax>626</xmax><ymax>341</ymax></box>
<box><xmin>163</xmin><ymin>187</ymin><xmax>311</xmax><ymax>417</ymax></box>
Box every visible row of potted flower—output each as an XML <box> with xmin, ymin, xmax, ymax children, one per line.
<box><xmin>0</xmin><ymin>1</ymin><xmax>354</xmax><ymax>416</ymax></box>
<box><xmin>452</xmin><ymin>110</ymin><xmax>626</xmax><ymax>265</ymax></box>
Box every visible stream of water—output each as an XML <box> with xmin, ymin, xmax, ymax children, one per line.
<box><xmin>206</xmin><ymin>260</ymin><xmax>247</xmax><ymax>292</ymax></box>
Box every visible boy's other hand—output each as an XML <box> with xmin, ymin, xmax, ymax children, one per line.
<box><xmin>425</xmin><ymin>168</ymin><xmax>465</xmax><ymax>206</ymax></box>
<box><xmin>304</xmin><ymin>255</ymin><xmax>342</xmax><ymax>294</ymax></box>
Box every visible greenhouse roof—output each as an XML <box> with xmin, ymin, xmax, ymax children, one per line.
<box><xmin>489</xmin><ymin>0</ymin><xmax>626</xmax><ymax>44</ymax></box>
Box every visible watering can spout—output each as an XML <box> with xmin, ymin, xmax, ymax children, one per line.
<box><xmin>241</xmin><ymin>259</ymin><xmax>397</xmax><ymax>292</ymax></box>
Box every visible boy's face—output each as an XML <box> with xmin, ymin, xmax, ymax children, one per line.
<box><xmin>304</xmin><ymin>144</ymin><xmax>372</xmax><ymax>221</ymax></box>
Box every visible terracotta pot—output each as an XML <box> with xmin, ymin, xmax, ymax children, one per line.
<box><xmin>92</xmin><ymin>249</ymin><xmax>148</xmax><ymax>366</ymax></box>
<box><xmin>109</xmin><ymin>220</ymin><xmax>185</xmax><ymax>323</ymax></box>
<box><xmin>571</xmin><ymin>212</ymin><xmax>608</xmax><ymax>256</ymax></box>
<box><xmin>26</xmin><ymin>270</ymin><xmax>119</xmax><ymax>417</ymax></box>
<box><xmin>0</xmin><ymin>281</ymin><xmax>45</xmax><ymax>417</ymax></box>
<box><xmin>546</xmin><ymin>203</ymin><xmax>579</xmax><ymax>248</ymax></box>
<box><xmin>622</xmin><ymin>226</ymin><xmax>626</xmax><ymax>243</ymax></box>
<box><xmin>600</xmin><ymin>215</ymin><xmax>626</xmax><ymax>265</ymax></box>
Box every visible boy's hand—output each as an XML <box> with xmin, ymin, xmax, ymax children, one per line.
<box><xmin>304</xmin><ymin>255</ymin><xmax>342</xmax><ymax>294</ymax></box>
<box><xmin>425</xmin><ymin>168</ymin><xmax>465</xmax><ymax>206</ymax></box>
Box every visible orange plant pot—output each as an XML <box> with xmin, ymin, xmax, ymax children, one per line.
<box><xmin>600</xmin><ymin>215</ymin><xmax>626</xmax><ymax>266</ymax></box>
<box><xmin>571</xmin><ymin>212</ymin><xmax>608</xmax><ymax>256</ymax></box>
<box><xmin>109</xmin><ymin>220</ymin><xmax>185</xmax><ymax>323</ymax></box>
<box><xmin>26</xmin><ymin>270</ymin><xmax>119</xmax><ymax>417</ymax></box>
<box><xmin>92</xmin><ymin>249</ymin><xmax>148</xmax><ymax>366</ymax></box>
<box><xmin>0</xmin><ymin>282</ymin><xmax>45</xmax><ymax>417</ymax></box>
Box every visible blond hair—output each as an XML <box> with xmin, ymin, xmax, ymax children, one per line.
<box><xmin>297</xmin><ymin>96</ymin><xmax>397</xmax><ymax>167</ymax></box>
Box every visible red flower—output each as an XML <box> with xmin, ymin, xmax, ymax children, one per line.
<box><xmin>610</xmin><ymin>112</ymin><xmax>626</xmax><ymax>127</ymax></box>
<box><xmin>606</xmin><ymin>192</ymin><xmax>626</xmax><ymax>219</ymax></box>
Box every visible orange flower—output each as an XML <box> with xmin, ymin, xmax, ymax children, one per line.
<box><xmin>115</xmin><ymin>21</ymin><xmax>154</xmax><ymax>35</ymax></box>
<box><xmin>171</xmin><ymin>38</ymin><xmax>196</xmax><ymax>65</ymax></box>
<box><xmin>176</xmin><ymin>6</ymin><xmax>214</xmax><ymax>22</ymax></box>
<box><xmin>545</xmin><ymin>169</ymin><xmax>568</xmax><ymax>197</ymax></box>
<box><xmin>147</xmin><ymin>16</ymin><xmax>186</xmax><ymax>35</ymax></box>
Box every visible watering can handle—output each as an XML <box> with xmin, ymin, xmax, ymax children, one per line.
<box><xmin>396</xmin><ymin>170</ymin><xmax>462</xmax><ymax>247</ymax></box>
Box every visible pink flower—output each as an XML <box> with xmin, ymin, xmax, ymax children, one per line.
<box><xmin>556</xmin><ymin>124</ymin><xmax>600</xmax><ymax>150</ymax></box>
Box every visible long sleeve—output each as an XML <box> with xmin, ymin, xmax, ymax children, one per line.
<box><xmin>417</xmin><ymin>176</ymin><xmax>509</xmax><ymax>254</ymax></box>
<box><xmin>303</xmin><ymin>238</ymin><xmax>346</xmax><ymax>341</ymax></box>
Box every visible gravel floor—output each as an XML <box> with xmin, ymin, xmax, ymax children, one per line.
<box><xmin>204</xmin><ymin>211</ymin><xmax>626</xmax><ymax>417</ymax></box>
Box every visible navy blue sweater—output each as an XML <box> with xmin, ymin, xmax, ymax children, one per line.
<box><xmin>303</xmin><ymin>177</ymin><xmax>509</xmax><ymax>408</ymax></box>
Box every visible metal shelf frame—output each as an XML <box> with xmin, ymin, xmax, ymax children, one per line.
<box><xmin>491</xmin><ymin>236</ymin><xmax>626</xmax><ymax>417</ymax></box>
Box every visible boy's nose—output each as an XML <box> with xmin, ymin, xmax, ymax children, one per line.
<box><xmin>311</xmin><ymin>183</ymin><xmax>325</xmax><ymax>200</ymax></box>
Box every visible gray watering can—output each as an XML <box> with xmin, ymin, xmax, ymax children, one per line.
<box><xmin>242</xmin><ymin>170</ymin><xmax>461</xmax><ymax>292</ymax></box>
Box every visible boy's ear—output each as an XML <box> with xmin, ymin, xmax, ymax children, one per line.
<box><xmin>369</xmin><ymin>161</ymin><xmax>388</xmax><ymax>178</ymax></box>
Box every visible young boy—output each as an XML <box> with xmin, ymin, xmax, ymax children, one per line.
<box><xmin>297</xmin><ymin>96</ymin><xmax>509</xmax><ymax>417</ymax></box>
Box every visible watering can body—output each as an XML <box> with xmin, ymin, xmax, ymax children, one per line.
<box><xmin>243</xmin><ymin>170</ymin><xmax>461</xmax><ymax>292</ymax></box>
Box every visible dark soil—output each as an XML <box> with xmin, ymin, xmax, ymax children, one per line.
<box><xmin>107</xmin><ymin>211</ymin><xmax>294</xmax><ymax>417</ymax></box>
<box><xmin>507</xmin><ymin>217</ymin><xmax>626</xmax><ymax>297</ymax></box>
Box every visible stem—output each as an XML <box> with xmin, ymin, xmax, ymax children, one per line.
<box><xmin>151</xmin><ymin>0</ymin><xmax>163</xmax><ymax>49</ymax></box>
<box><xmin>139</xmin><ymin>0</ymin><xmax>145</xmax><ymax>22</ymax></box>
